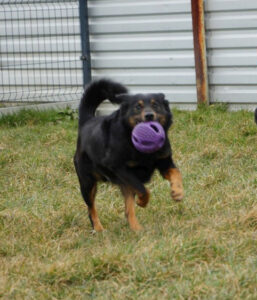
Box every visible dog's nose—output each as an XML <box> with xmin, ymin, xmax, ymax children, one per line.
<box><xmin>145</xmin><ymin>112</ymin><xmax>155</xmax><ymax>121</ymax></box>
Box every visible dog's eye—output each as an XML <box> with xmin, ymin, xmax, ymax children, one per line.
<box><xmin>151</xmin><ymin>102</ymin><xmax>158</xmax><ymax>110</ymax></box>
<box><xmin>135</xmin><ymin>104</ymin><xmax>142</xmax><ymax>111</ymax></box>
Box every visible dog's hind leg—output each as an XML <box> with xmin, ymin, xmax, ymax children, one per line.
<box><xmin>120</xmin><ymin>186</ymin><xmax>143</xmax><ymax>231</ymax></box>
<box><xmin>136</xmin><ymin>189</ymin><xmax>150</xmax><ymax>208</ymax></box>
<box><xmin>74</xmin><ymin>158</ymin><xmax>104</xmax><ymax>232</ymax></box>
<box><xmin>81</xmin><ymin>181</ymin><xmax>104</xmax><ymax>232</ymax></box>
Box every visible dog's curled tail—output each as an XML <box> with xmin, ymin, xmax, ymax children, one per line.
<box><xmin>78</xmin><ymin>79</ymin><xmax>128</xmax><ymax>127</ymax></box>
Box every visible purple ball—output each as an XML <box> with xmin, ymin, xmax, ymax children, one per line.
<box><xmin>131</xmin><ymin>121</ymin><xmax>165</xmax><ymax>153</ymax></box>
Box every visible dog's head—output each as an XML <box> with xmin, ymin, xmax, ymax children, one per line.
<box><xmin>118</xmin><ymin>93</ymin><xmax>172</xmax><ymax>131</ymax></box>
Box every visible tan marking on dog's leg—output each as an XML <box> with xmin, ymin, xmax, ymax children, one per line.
<box><xmin>137</xmin><ymin>189</ymin><xmax>150</xmax><ymax>208</ymax></box>
<box><xmin>163</xmin><ymin>168</ymin><xmax>184</xmax><ymax>201</ymax></box>
<box><xmin>88</xmin><ymin>184</ymin><xmax>104</xmax><ymax>232</ymax></box>
<box><xmin>121</xmin><ymin>186</ymin><xmax>143</xmax><ymax>231</ymax></box>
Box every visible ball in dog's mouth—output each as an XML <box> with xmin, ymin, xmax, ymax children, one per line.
<box><xmin>131</xmin><ymin>121</ymin><xmax>165</xmax><ymax>153</ymax></box>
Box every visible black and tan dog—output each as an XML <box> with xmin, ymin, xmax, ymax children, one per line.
<box><xmin>74</xmin><ymin>79</ymin><xmax>183</xmax><ymax>231</ymax></box>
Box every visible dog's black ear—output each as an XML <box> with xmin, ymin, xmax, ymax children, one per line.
<box><xmin>155</xmin><ymin>93</ymin><xmax>171</xmax><ymax>114</ymax></box>
<box><xmin>120</xmin><ymin>101</ymin><xmax>130</xmax><ymax>116</ymax></box>
<box><xmin>157</xmin><ymin>93</ymin><xmax>165</xmax><ymax>100</ymax></box>
<box><xmin>163</xmin><ymin>99</ymin><xmax>171</xmax><ymax>113</ymax></box>
<box><xmin>116</xmin><ymin>94</ymin><xmax>133</xmax><ymax>116</ymax></box>
<box><xmin>113</xmin><ymin>93</ymin><xmax>130</xmax><ymax>104</ymax></box>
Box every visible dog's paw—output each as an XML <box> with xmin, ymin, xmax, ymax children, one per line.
<box><xmin>93</xmin><ymin>223</ymin><xmax>105</xmax><ymax>232</ymax></box>
<box><xmin>130</xmin><ymin>222</ymin><xmax>143</xmax><ymax>231</ymax></box>
<box><xmin>137</xmin><ymin>190</ymin><xmax>150</xmax><ymax>207</ymax></box>
<box><xmin>171</xmin><ymin>183</ymin><xmax>184</xmax><ymax>201</ymax></box>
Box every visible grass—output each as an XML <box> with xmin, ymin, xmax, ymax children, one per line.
<box><xmin>0</xmin><ymin>105</ymin><xmax>256</xmax><ymax>299</ymax></box>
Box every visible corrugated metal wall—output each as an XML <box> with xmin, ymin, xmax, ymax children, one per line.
<box><xmin>205</xmin><ymin>0</ymin><xmax>257</xmax><ymax>107</ymax></box>
<box><xmin>88</xmin><ymin>0</ymin><xmax>197</xmax><ymax>108</ymax></box>
<box><xmin>0</xmin><ymin>1</ymin><xmax>83</xmax><ymax>103</ymax></box>
<box><xmin>1</xmin><ymin>0</ymin><xmax>257</xmax><ymax>109</ymax></box>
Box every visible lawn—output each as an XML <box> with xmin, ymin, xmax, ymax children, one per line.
<box><xmin>0</xmin><ymin>106</ymin><xmax>256</xmax><ymax>299</ymax></box>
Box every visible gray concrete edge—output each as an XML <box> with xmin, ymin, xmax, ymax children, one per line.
<box><xmin>0</xmin><ymin>100</ymin><xmax>80</xmax><ymax>116</ymax></box>
<box><xmin>0</xmin><ymin>101</ymin><xmax>256</xmax><ymax>117</ymax></box>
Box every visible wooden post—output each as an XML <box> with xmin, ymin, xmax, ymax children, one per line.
<box><xmin>191</xmin><ymin>0</ymin><xmax>209</xmax><ymax>105</ymax></box>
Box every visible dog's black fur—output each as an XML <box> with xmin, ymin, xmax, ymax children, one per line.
<box><xmin>74</xmin><ymin>79</ymin><xmax>183</xmax><ymax>231</ymax></box>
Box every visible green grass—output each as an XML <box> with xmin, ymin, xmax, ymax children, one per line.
<box><xmin>0</xmin><ymin>106</ymin><xmax>256</xmax><ymax>299</ymax></box>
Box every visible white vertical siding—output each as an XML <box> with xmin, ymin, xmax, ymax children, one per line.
<box><xmin>88</xmin><ymin>0</ymin><xmax>197</xmax><ymax>106</ymax></box>
<box><xmin>205</xmin><ymin>0</ymin><xmax>257</xmax><ymax>105</ymax></box>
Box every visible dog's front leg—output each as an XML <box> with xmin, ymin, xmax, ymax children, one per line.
<box><xmin>103</xmin><ymin>153</ymin><xmax>150</xmax><ymax>207</ymax></box>
<box><xmin>157</xmin><ymin>157</ymin><xmax>184</xmax><ymax>201</ymax></box>
<box><xmin>120</xmin><ymin>186</ymin><xmax>143</xmax><ymax>231</ymax></box>
<box><xmin>115</xmin><ymin>167</ymin><xmax>150</xmax><ymax>208</ymax></box>
<box><xmin>163</xmin><ymin>168</ymin><xmax>184</xmax><ymax>201</ymax></box>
